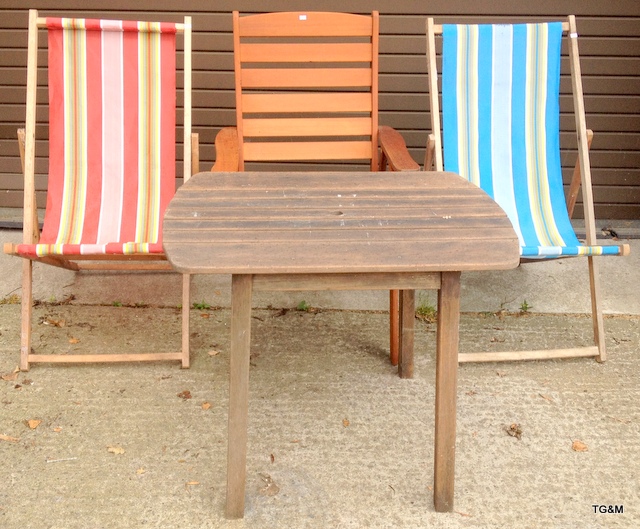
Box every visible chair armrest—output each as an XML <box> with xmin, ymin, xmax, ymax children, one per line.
<box><xmin>424</xmin><ymin>133</ymin><xmax>437</xmax><ymax>171</ymax></box>
<box><xmin>567</xmin><ymin>129</ymin><xmax>593</xmax><ymax>219</ymax></box>
<box><xmin>212</xmin><ymin>127</ymin><xmax>240</xmax><ymax>172</ymax></box>
<box><xmin>17</xmin><ymin>128</ymin><xmax>40</xmax><ymax>243</ymax></box>
<box><xmin>17</xmin><ymin>128</ymin><xmax>26</xmax><ymax>174</ymax></box>
<box><xmin>378</xmin><ymin>125</ymin><xmax>420</xmax><ymax>172</ymax></box>
<box><xmin>190</xmin><ymin>132</ymin><xmax>200</xmax><ymax>177</ymax></box>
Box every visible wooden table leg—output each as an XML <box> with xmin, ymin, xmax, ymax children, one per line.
<box><xmin>389</xmin><ymin>290</ymin><xmax>400</xmax><ymax>366</ymax></box>
<box><xmin>399</xmin><ymin>289</ymin><xmax>415</xmax><ymax>379</ymax></box>
<box><xmin>226</xmin><ymin>274</ymin><xmax>253</xmax><ymax>519</ymax></box>
<box><xmin>433</xmin><ymin>271</ymin><xmax>460</xmax><ymax>512</ymax></box>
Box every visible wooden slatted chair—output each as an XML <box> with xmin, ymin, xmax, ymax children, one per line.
<box><xmin>4</xmin><ymin>9</ymin><xmax>197</xmax><ymax>370</ymax></box>
<box><xmin>213</xmin><ymin>11</ymin><xmax>420</xmax><ymax>374</ymax></box>
<box><xmin>424</xmin><ymin>16</ymin><xmax>630</xmax><ymax>363</ymax></box>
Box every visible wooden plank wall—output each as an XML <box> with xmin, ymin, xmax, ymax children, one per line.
<box><xmin>1</xmin><ymin>0</ymin><xmax>638</xmax><ymax>219</ymax></box>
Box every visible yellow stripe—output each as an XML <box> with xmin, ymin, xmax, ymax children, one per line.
<box><xmin>526</xmin><ymin>24</ymin><xmax>565</xmax><ymax>247</ymax></box>
<box><xmin>58</xmin><ymin>23</ymin><xmax>88</xmax><ymax>245</ymax></box>
<box><xmin>456</xmin><ymin>26</ymin><xmax>480</xmax><ymax>187</ymax></box>
<box><xmin>136</xmin><ymin>29</ymin><xmax>162</xmax><ymax>244</ymax></box>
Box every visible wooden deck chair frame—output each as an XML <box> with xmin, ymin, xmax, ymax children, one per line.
<box><xmin>212</xmin><ymin>11</ymin><xmax>420</xmax><ymax>376</ymax></box>
<box><xmin>4</xmin><ymin>10</ymin><xmax>198</xmax><ymax>370</ymax></box>
<box><xmin>425</xmin><ymin>16</ymin><xmax>629</xmax><ymax>363</ymax></box>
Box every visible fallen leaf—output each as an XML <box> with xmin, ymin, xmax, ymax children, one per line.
<box><xmin>1</xmin><ymin>367</ymin><xmax>20</xmax><ymax>382</ymax></box>
<box><xmin>572</xmin><ymin>440</ymin><xmax>588</xmax><ymax>452</ymax></box>
<box><xmin>68</xmin><ymin>337</ymin><xmax>80</xmax><ymax>344</ymax></box>
<box><xmin>27</xmin><ymin>419</ymin><xmax>41</xmax><ymax>430</ymax></box>
<box><xmin>258</xmin><ymin>473</ymin><xmax>279</xmax><ymax>496</ymax></box>
<box><xmin>177</xmin><ymin>390</ymin><xmax>192</xmax><ymax>400</ymax></box>
<box><xmin>201</xmin><ymin>402</ymin><xmax>212</xmax><ymax>410</ymax></box>
<box><xmin>136</xmin><ymin>468</ymin><xmax>146</xmax><ymax>475</ymax></box>
<box><xmin>200</xmin><ymin>313</ymin><xmax>210</xmax><ymax>319</ymax></box>
<box><xmin>505</xmin><ymin>423</ymin><xmax>523</xmax><ymax>440</ymax></box>
<box><xmin>0</xmin><ymin>433</ymin><xmax>20</xmax><ymax>443</ymax></box>
<box><xmin>53</xmin><ymin>427</ymin><xmax>63</xmax><ymax>433</ymax></box>
<box><xmin>538</xmin><ymin>394</ymin><xmax>555</xmax><ymax>403</ymax></box>
<box><xmin>43</xmin><ymin>317</ymin><xmax>65</xmax><ymax>327</ymax></box>
<box><xmin>107</xmin><ymin>445</ymin><xmax>125</xmax><ymax>455</ymax></box>
<box><xmin>270</xmin><ymin>453</ymin><xmax>275</xmax><ymax>463</ymax></box>
<box><xmin>186</xmin><ymin>481</ymin><xmax>200</xmax><ymax>486</ymax></box>
<box><xmin>342</xmin><ymin>418</ymin><xmax>350</xmax><ymax>428</ymax></box>
<box><xmin>207</xmin><ymin>350</ymin><xmax>220</xmax><ymax>357</ymax></box>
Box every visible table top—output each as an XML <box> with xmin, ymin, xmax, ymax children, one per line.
<box><xmin>162</xmin><ymin>171</ymin><xmax>519</xmax><ymax>275</ymax></box>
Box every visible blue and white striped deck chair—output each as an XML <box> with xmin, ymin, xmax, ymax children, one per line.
<box><xmin>425</xmin><ymin>16</ymin><xmax>629</xmax><ymax>363</ymax></box>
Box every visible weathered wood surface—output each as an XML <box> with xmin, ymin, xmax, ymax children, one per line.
<box><xmin>163</xmin><ymin>171</ymin><xmax>520</xmax><ymax>275</ymax></box>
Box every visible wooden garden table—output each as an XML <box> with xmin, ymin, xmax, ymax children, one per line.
<box><xmin>163</xmin><ymin>171</ymin><xmax>519</xmax><ymax>518</ymax></box>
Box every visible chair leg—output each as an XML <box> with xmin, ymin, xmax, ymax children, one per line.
<box><xmin>20</xmin><ymin>259</ymin><xmax>33</xmax><ymax>371</ymax></box>
<box><xmin>389</xmin><ymin>290</ymin><xmax>399</xmax><ymax>366</ymax></box>
<box><xmin>181</xmin><ymin>273</ymin><xmax>191</xmax><ymax>368</ymax></box>
<box><xmin>399</xmin><ymin>289</ymin><xmax>415</xmax><ymax>379</ymax></box>
<box><xmin>587</xmin><ymin>256</ymin><xmax>606</xmax><ymax>362</ymax></box>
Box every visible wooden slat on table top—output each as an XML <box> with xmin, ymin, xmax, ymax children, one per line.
<box><xmin>162</xmin><ymin>171</ymin><xmax>520</xmax><ymax>275</ymax></box>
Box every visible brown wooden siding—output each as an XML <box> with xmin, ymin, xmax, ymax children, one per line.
<box><xmin>1</xmin><ymin>0</ymin><xmax>639</xmax><ymax>219</ymax></box>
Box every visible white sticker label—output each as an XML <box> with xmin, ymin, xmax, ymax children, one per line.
<box><xmin>299</xmin><ymin>14</ymin><xmax>307</xmax><ymax>21</ymax></box>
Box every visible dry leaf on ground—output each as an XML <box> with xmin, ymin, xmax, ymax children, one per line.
<box><xmin>258</xmin><ymin>473</ymin><xmax>279</xmax><ymax>496</ymax></box>
<box><xmin>342</xmin><ymin>418</ymin><xmax>350</xmax><ymax>428</ymax></box>
<box><xmin>27</xmin><ymin>419</ymin><xmax>41</xmax><ymax>430</ymax></box>
<box><xmin>177</xmin><ymin>390</ymin><xmax>192</xmax><ymax>400</ymax></box>
<box><xmin>572</xmin><ymin>440</ymin><xmax>588</xmax><ymax>452</ymax></box>
<box><xmin>107</xmin><ymin>445</ymin><xmax>125</xmax><ymax>455</ymax></box>
<box><xmin>1</xmin><ymin>367</ymin><xmax>20</xmax><ymax>382</ymax></box>
<box><xmin>42</xmin><ymin>317</ymin><xmax>65</xmax><ymax>327</ymax></box>
<box><xmin>201</xmin><ymin>402</ymin><xmax>212</xmax><ymax>410</ymax></box>
<box><xmin>505</xmin><ymin>423</ymin><xmax>523</xmax><ymax>440</ymax></box>
<box><xmin>0</xmin><ymin>433</ymin><xmax>20</xmax><ymax>443</ymax></box>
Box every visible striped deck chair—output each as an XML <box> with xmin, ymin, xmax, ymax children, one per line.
<box><xmin>425</xmin><ymin>16</ymin><xmax>629</xmax><ymax>363</ymax></box>
<box><xmin>4</xmin><ymin>10</ymin><xmax>196</xmax><ymax>370</ymax></box>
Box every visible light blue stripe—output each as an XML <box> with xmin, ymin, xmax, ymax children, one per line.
<box><xmin>477</xmin><ymin>25</ymin><xmax>494</xmax><ymax>197</ymax></box>
<box><xmin>442</xmin><ymin>25</ymin><xmax>459</xmax><ymax>175</ymax></box>
<box><xmin>490</xmin><ymin>25</ymin><xmax>523</xmax><ymax>243</ymax></box>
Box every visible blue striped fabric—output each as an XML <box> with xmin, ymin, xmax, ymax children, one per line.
<box><xmin>441</xmin><ymin>23</ymin><xmax>623</xmax><ymax>258</ymax></box>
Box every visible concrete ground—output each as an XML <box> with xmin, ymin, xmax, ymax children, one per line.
<box><xmin>1</xmin><ymin>229</ymin><xmax>639</xmax><ymax>528</ymax></box>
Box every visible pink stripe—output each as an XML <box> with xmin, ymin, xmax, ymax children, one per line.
<box><xmin>120</xmin><ymin>29</ymin><xmax>139</xmax><ymax>243</ymax></box>
<box><xmin>158</xmin><ymin>31</ymin><xmax>177</xmax><ymax>243</ymax></box>
<box><xmin>40</xmin><ymin>27</ymin><xmax>65</xmax><ymax>245</ymax></box>
<box><xmin>97</xmin><ymin>22</ymin><xmax>125</xmax><ymax>244</ymax></box>
<box><xmin>81</xmin><ymin>26</ymin><xmax>103</xmax><ymax>244</ymax></box>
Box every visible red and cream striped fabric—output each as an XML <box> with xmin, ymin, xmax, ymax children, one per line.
<box><xmin>17</xmin><ymin>18</ymin><xmax>177</xmax><ymax>257</ymax></box>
